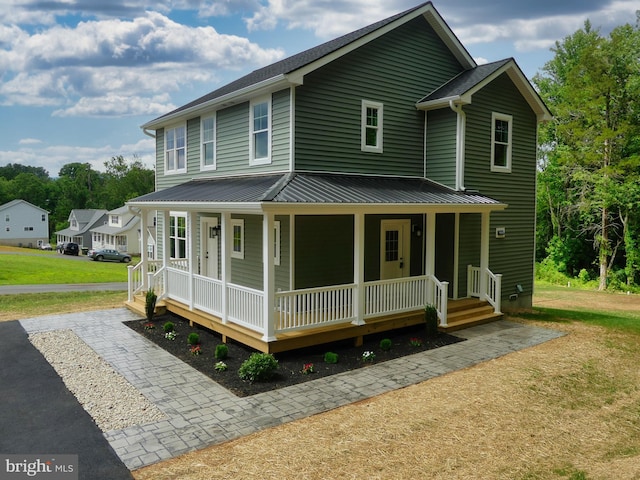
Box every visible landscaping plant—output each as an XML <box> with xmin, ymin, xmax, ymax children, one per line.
<box><xmin>379</xmin><ymin>338</ymin><xmax>392</xmax><ymax>351</ymax></box>
<box><xmin>163</xmin><ymin>321</ymin><xmax>174</xmax><ymax>333</ymax></box>
<box><xmin>324</xmin><ymin>352</ymin><xmax>339</xmax><ymax>364</ymax></box>
<box><xmin>424</xmin><ymin>303</ymin><xmax>438</xmax><ymax>336</ymax></box>
<box><xmin>238</xmin><ymin>353</ymin><xmax>279</xmax><ymax>383</ymax></box>
<box><xmin>215</xmin><ymin>344</ymin><xmax>229</xmax><ymax>360</ymax></box>
<box><xmin>187</xmin><ymin>332</ymin><xmax>200</xmax><ymax>346</ymax></box>
<box><xmin>145</xmin><ymin>288</ymin><xmax>157</xmax><ymax>322</ymax></box>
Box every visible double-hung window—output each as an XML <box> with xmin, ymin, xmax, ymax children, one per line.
<box><xmin>250</xmin><ymin>97</ymin><xmax>271</xmax><ymax>165</ymax></box>
<box><xmin>165</xmin><ymin>125</ymin><xmax>186</xmax><ymax>174</ymax></box>
<box><xmin>361</xmin><ymin>100</ymin><xmax>383</xmax><ymax>153</ymax></box>
<box><xmin>169</xmin><ymin>213</ymin><xmax>187</xmax><ymax>259</ymax></box>
<box><xmin>201</xmin><ymin>115</ymin><xmax>216</xmax><ymax>170</ymax></box>
<box><xmin>491</xmin><ymin>112</ymin><xmax>512</xmax><ymax>172</ymax></box>
<box><xmin>231</xmin><ymin>219</ymin><xmax>244</xmax><ymax>259</ymax></box>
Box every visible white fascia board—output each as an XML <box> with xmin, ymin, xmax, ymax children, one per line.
<box><xmin>141</xmin><ymin>75</ymin><xmax>294</xmax><ymax>130</ymax></box>
<box><xmin>125</xmin><ymin>201</ymin><xmax>265</xmax><ymax>214</ymax></box>
<box><xmin>416</xmin><ymin>95</ymin><xmax>468</xmax><ymax>110</ymax></box>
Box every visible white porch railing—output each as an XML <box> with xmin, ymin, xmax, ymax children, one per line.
<box><xmin>275</xmin><ymin>284</ymin><xmax>355</xmax><ymax>333</ymax></box>
<box><xmin>228</xmin><ymin>283</ymin><xmax>264</xmax><ymax>332</ymax></box>
<box><xmin>365</xmin><ymin>276</ymin><xmax>429</xmax><ymax>317</ymax></box>
<box><xmin>127</xmin><ymin>260</ymin><xmax>162</xmax><ymax>301</ymax></box>
<box><xmin>467</xmin><ymin>265</ymin><xmax>502</xmax><ymax>314</ymax></box>
<box><xmin>428</xmin><ymin>275</ymin><xmax>449</xmax><ymax>327</ymax></box>
<box><xmin>194</xmin><ymin>275</ymin><xmax>223</xmax><ymax>317</ymax></box>
<box><xmin>166</xmin><ymin>268</ymin><xmax>189</xmax><ymax>304</ymax></box>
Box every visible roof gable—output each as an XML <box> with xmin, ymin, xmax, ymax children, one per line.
<box><xmin>417</xmin><ymin>58</ymin><xmax>552</xmax><ymax>121</ymax></box>
<box><xmin>142</xmin><ymin>2</ymin><xmax>475</xmax><ymax>130</ymax></box>
<box><xmin>0</xmin><ymin>199</ymin><xmax>48</xmax><ymax>214</ymax></box>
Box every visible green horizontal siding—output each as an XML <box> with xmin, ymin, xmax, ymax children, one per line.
<box><xmin>295</xmin><ymin>16</ymin><xmax>462</xmax><ymax>176</ymax></box>
<box><xmin>231</xmin><ymin>214</ymin><xmax>263</xmax><ymax>290</ymax></box>
<box><xmin>463</xmin><ymin>73</ymin><xmax>538</xmax><ymax>300</ymax></box>
<box><xmin>275</xmin><ymin>215</ymin><xmax>290</xmax><ymax>291</ymax></box>
<box><xmin>426</xmin><ymin>109</ymin><xmax>457</xmax><ymax>187</ymax></box>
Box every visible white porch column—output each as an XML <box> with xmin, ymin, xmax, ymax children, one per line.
<box><xmin>187</xmin><ymin>211</ymin><xmax>197</xmax><ymax>310</ymax></box>
<box><xmin>480</xmin><ymin>211</ymin><xmax>490</xmax><ymax>302</ymax></box>
<box><xmin>221</xmin><ymin>212</ymin><xmax>231</xmax><ymax>324</ymax></box>
<box><xmin>425</xmin><ymin>212</ymin><xmax>436</xmax><ymax>304</ymax></box>
<box><xmin>262</xmin><ymin>212</ymin><xmax>276</xmax><ymax>341</ymax></box>
<box><xmin>352</xmin><ymin>213</ymin><xmax>365</xmax><ymax>325</ymax></box>
<box><xmin>139</xmin><ymin>208</ymin><xmax>148</xmax><ymax>290</ymax></box>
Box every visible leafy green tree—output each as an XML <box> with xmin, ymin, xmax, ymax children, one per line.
<box><xmin>534</xmin><ymin>18</ymin><xmax>640</xmax><ymax>290</ymax></box>
<box><xmin>101</xmin><ymin>155</ymin><xmax>154</xmax><ymax>210</ymax></box>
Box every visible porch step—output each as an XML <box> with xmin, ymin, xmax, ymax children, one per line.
<box><xmin>440</xmin><ymin>299</ymin><xmax>503</xmax><ymax>332</ymax></box>
<box><xmin>124</xmin><ymin>293</ymin><xmax>167</xmax><ymax>318</ymax></box>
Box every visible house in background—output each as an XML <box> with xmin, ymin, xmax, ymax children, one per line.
<box><xmin>0</xmin><ymin>199</ymin><xmax>49</xmax><ymax>248</ymax></box>
<box><xmin>56</xmin><ymin>209</ymin><xmax>108</xmax><ymax>251</ymax></box>
<box><xmin>90</xmin><ymin>205</ymin><xmax>141</xmax><ymax>254</ymax></box>
<box><xmin>126</xmin><ymin>1</ymin><xmax>551</xmax><ymax>353</ymax></box>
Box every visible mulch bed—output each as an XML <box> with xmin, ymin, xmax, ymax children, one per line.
<box><xmin>124</xmin><ymin>313</ymin><xmax>464</xmax><ymax>397</ymax></box>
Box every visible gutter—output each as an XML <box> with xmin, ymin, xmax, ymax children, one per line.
<box><xmin>449</xmin><ymin>100</ymin><xmax>466</xmax><ymax>191</ymax></box>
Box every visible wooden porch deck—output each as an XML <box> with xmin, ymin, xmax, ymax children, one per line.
<box><xmin>125</xmin><ymin>296</ymin><xmax>502</xmax><ymax>354</ymax></box>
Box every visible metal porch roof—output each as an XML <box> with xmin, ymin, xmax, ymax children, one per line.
<box><xmin>128</xmin><ymin>173</ymin><xmax>502</xmax><ymax>207</ymax></box>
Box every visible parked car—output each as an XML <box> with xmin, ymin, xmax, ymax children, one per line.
<box><xmin>88</xmin><ymin>248</ymin><xmax>131</xmax><ymax>263</ymax></box>
<box><xmin>40</xmin><ymin>243</ymin><xmax>52</xmax><ymax>250</ymax></box>
<box><xmin>61</xmin><ymin>242</ymin><xmax>79</xmax><ymax>256</ymax></box>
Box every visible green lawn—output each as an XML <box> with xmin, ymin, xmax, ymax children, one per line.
<box><xmin>0</xmin><ymin>249</ymin><xmax>131</xmax><ymax>285</ymax></box>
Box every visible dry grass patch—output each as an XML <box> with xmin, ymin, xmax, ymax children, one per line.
<box><xmin>133</xmin><ymin>319</ymin><xmax>640</xmax><ymax>480</ymax></box>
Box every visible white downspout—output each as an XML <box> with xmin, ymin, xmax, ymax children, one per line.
<box><xmin>449</xmin><ymin>100</ymin><xmax>466</xmax><ymax>191</ymax></box>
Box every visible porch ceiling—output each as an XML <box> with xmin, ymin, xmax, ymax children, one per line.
<box><xmin>127</xmin><ymin>172</ymin><xmax>504</xmax><ymax>210</ymax></box>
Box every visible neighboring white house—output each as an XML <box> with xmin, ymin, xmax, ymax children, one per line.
<box><xmin>89</xmin><ymin>205</ymin><xmax>142</xmax><ymax>254</ymax></box>
<box><xmin>0</xmin><ymin>199</ymin><xmax>49</xmax><ymax>248</ymax></box>
<box><xmin>56</xmin><ymin>209</ymin><xmax>108</xmax><ymax>249</ymax></box>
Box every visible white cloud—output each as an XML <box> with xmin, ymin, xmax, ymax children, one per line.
<box><xmin>0</xmin><ymin>11</ymin><xmax>284</xmax><ymax>115</ymax></box>
<box><xmin>18</xmin><ymin>138</ymin><xmax>42</xmax><ymax>145</ymax></box>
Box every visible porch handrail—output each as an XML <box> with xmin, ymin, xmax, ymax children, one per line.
<box><xmin>364</xmin><ymin>276</ymin><xmax>429</xmax><ymax>318</ymax></box>
<box><xmin>467</xmin><ymin>265</ymin><xmax>502</xmax><ymax>314</ymax></box>
<box><xmin>227</xmin><ymin>283</ymin><xmax>264</xmax><ymax>333</ymax></box>
<box><xmin>127</xmin><ymin>260</ymin><xmax>163</xmax><ymax>302</ymax></box>
<box><xmin>148</xmin><ymin>265</ymin><xmax>166</xmax><ymax>299</ymax></box>
<box><xmin>428</xmin><ymin>275</ymin><xmax>449</xmax><ymax>327</ymax></box>
<box><xmin>275</xmin><ymin>284</ymin><xmax>355</xmax><ymax>333</ymax></box>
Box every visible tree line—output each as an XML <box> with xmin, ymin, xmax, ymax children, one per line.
<box><xmin>0</xmin><ymin>156</ymin><xmax>155</xmax><ymax>239</ymax></box>
<box><xmin>534</xmin><ymin>14</ymin><xmax>640</xmax><ymax>291</ymax></box>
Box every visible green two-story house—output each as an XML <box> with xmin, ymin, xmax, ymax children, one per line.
<box><xmin>126</xmin><ymin>1</ymin><xmax>551</xmax><ymax>353</ymax></box>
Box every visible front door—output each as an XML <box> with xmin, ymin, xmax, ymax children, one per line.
<box><xmin>200</xmin><ymin>217</ymin><xmax>219</xmax><ymax>279</ymax></box>
<box><xmin>380</xmin><ymin>219</ymin><xmax>410</xmax><ymax>279</ymax></box>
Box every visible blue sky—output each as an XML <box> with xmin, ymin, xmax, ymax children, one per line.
<box><xmin>1</xmin><ymin>0</ymin><xmax>637</xmax><ymax>176</ymax></box>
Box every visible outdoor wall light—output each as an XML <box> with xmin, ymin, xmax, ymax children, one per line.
<box><xmin>210</xmin><ymin>225</ymin><xmax>221</xmax><ymax>238</ymax></box>
<box><xmin>516</xmin><ymin>284</ymin><xmax>524</xmax><ymax>294</ymax></box>
<box><xmin>412</xmin><ymin>224</ymin><xmax>422</xmax><ymax>237</ymax></box>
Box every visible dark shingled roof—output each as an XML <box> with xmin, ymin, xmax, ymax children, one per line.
<box><xmin>129</xmin><ymin>173</ymin><xmax>501</xmax><ymax>206</ymax></box>
<box><xmin>418</xmin><ymin>58</ymin><xmax>512</xmax><ymax>103</ymax></box>
<box><xmin>151</xmin><ymin>2</ymin><xmax>431</xmax><ymax>122</ymax></box>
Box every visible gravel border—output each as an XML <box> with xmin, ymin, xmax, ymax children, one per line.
<box><xmin>29</xmin><ymin>329</ymin><xmax>165</xmax><ymax>432</ymax></box>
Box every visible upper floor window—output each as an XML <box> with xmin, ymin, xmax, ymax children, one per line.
<box><xmin>361</xmin><ymin>100</ymin><xmax>383</xmax><ymax>153</ymax></box>
<box><xmin>110</xmin><ymin>215</ymin><xmax>119</xmax><ymax>225</ymax></box>
<box><xmin>231</xmin><ymin>218</ymin><xmax>244</xmax><ymax>259</ymax></box>
<box><xmin>41</xmin><ymin>214</ymin><xmax>46</xmax><ymax>222</ymax></box>
<box><xmin>165</xmin><ymin>125</ymin><xmax>186</xmax><ymax>174</ymax></box>
<box><xmin>5</xmin><ymin>214</ymin><xmax>9</xmax><ymax>222</ymax></box>
<box><xmin>201</xmin><ymin>115</ymin><xmax>216</xmax><ymax>170</ymax></box>
<box><xmin>491</xmin><ymin>112</ymin><xmax>512</xmax><ymax>173</ymax></box>
<box><xmin>71</xmin><ymin>219</ymin><xmax>77</xmax><ymax>228</ymax></box>
<box><xmin>250</xmin><ymin>97</ymin><xmax>271</xmax><ymax>165</ymax></box>
<box><xmin>169</xmin><ymin>213</ymin><xmax>187</xmax><ymax>259</ymax></box>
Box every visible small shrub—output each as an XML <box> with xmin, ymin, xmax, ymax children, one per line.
<box><xmin>214</xmin><ymin>361</ymin><xmax>228</xmax><ymax>372</ymax></box>
<box><xmin>163</xmin><ymin>321</ymin><xmax>174</xmax><ymax>333</ymax></box>
<box><xmin>215</xmin><ymin>344</ymin><xmax>229</xmax><ymax>360</ymax></box>
<box><xmin>379</xmin><ymin>338</ymin><xmax>392</xmax><ymax>351</ymax></box>
<box><xmin>187</xmin><ymin>332</ymin><xmax>200</xmax><ymax>345</ymax></box>
<box><xmin>324</xmin><ymin>352</ymin><xmax>339</xmax><ymax>364</ymax></box>
<box><xmin>145</xmin><ymin>289</ymin><xmax>157</xmax><ymax>322</ymax></box>
<box><xmin>425</xmin><ymin>303</ymin><xmax>438</xmax><ymax>336</ymax></box>
<box><xmin>238</xmin><ymin>353</ymin><xmax>279</xmax><ymax>383</ymax></box>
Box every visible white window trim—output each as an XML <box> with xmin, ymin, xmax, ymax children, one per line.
<box><xmin>169</xmin><ymin>212</ymin><xmax>187</xmax><ymax>260</ymax></box>
<box><xmin>250</xmin><ymin>96</ymin><xmax>272</xmax><ymax>165</ymax></box>
<box><xmin>201</xmin><ymin>114</ymin><xmax>216</xmax><ymax>171</ymax></box>
<box><xmin>490</xmin><ymin>112</ymin><xmax>513</xmax><ymax>173</ymax></box>
<box><xmin>165</xmin><ymin>124</ymin><xmax>187</xmax><ymax>175</ymax></box>
<box><xmin>274</xmin><ymin>220</ymin><xmax>281</xmax><ymax>266</ymax></box>
<box><xmin>361</xmin><ymin>100</ymin><xmax>384</xmax><ymax>153</ymax></box>
<box><xmin>231</xmin><ymin>218</ymin><xmax>244</xmax><ymax>259</ymax></box>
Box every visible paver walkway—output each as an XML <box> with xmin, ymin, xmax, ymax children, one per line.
<box><xmin>19</xmin><ymin>309</ymin><xmax>565</xmax><ymax>471</ymax></box>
